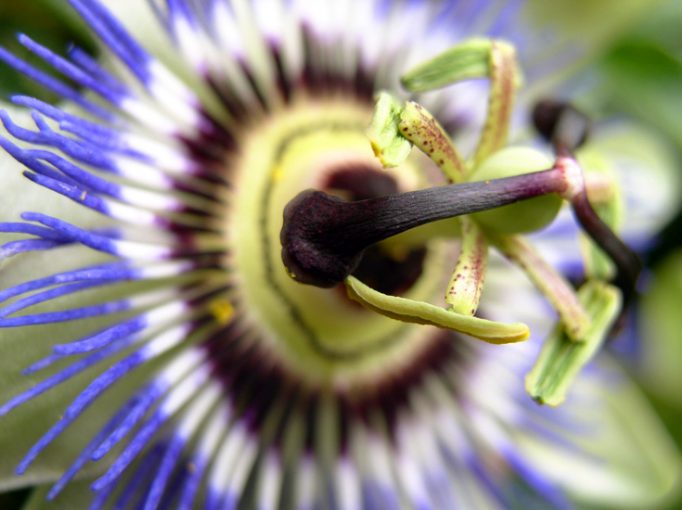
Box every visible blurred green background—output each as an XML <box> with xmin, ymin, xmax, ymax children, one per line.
<box><xmin>0</xmin><ymin>0</ymin><xmax>680</xmax><ymax>508</ymax></box>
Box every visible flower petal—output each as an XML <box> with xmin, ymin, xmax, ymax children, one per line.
<box><xmin>516</xmin><ymin>357</ymin><xmax>682</xmax><ymax>508</ymax></box>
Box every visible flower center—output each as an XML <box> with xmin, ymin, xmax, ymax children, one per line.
<box><xmin>226</xmin><ymin>97</ymin><xmax>453</xmax><ymax>392</ymax></box>
<box><xmin>323</xmin><ymin>166</ymin><xmax>428</xmax><ymax>297</ymax></box>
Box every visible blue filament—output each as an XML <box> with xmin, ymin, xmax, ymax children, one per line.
<box><xmin>0</xmin><ymin>46</ymin><xmax>114</xmax><ymax>119</ymax></box>
<box><xmin>47</xmin><ymin>397</ymin><xmax>142</xmax><ymax>500</ymax></box>
<box><xmin>92</xmin><ymin>409</ymin><xmax>169</xmax><ymax>490</ymax></box>
<box><xmin>68</xmin><ymin>0</ymin><xmax>152</xmax><ymax>84</ymax></box>
<box><xmin>91</xmin><ymin>382</ymin><xmax>166</xmax><ymax>461</ymax></box>
<box><xmin>16</xmin><ymin>349</ymin><xmax>148</xmax><ymax>474</ymax></box>
<box><xmin>0</xmin><ymin>262</ymin><xmax>137</xmax><ymax>304</ymax></box>
<box><xmin>18</xmin><ymin>33</ymin><xmax>128</xmax><ymax>105</ymax></box>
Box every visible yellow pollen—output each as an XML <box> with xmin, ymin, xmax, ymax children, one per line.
<box><xmin>210</xmin><ymin>299</ymin><xmax>234</xmax><ymax>325</ymax></box>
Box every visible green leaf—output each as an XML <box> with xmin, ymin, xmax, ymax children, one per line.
<box><xmin>632</xmin><ymin>0</ymin><xmax>682</xmax><ymax>54</ymax></box>
<box><xmin>599</xmin><ymin>39</ymin><xmax>682</xmax><ymax>148</ymax></box>
<box><xmin>521</xmin><ymin>0</ymin><xmax>661</xmax><ymax>93</ymax></box>
<box><xmin>0</xmin><ymin>0</ymin><xmax>94</xmax><ymax>100</ymax></box>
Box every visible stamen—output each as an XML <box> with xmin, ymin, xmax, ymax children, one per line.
<box><xmin>345</xmin><ymin>276</ymin><xmax>529</xmax><ymax>344</ymax></box>
<box><xmin>445</xmin><ymin>217</ymin><xmax>488</xmax><ymax>315</ymax></box>
<box><xmin>92</xmin><ymin>365</ymin><xmax>211</xmax><ymax>491</ymax></box>
<box><xmin>399</xmin><ymin>101</ymin><xmax>467</xmax><ymax>182</ymax></box>
<box><xmin>101</xmin><ymin>445</ymin><xmax>162</xmax><ymax>509</ymax></box>
<box><xmin>19</xmin><ymin>212</ymin><xmax>172</xmax><ymax>259</ymax></box>
<box><xmin>177</xmin><ymin>406</ymin><xmax>222</xmax><ymax>510</ymax></box>
<box><xmin>400</xmin><ymin>38</ymin><xmax>521</xmax><ymax>167</ymax></box>
<box><xmin>0</xmin><ymin>340</ymin><xmax>133</xmax><ymax>417</ymax></box>
<box><xmin>90</xmin><ymin>384</ymin><xmax>166</xmax><ymax>461</ymax></box>
<box><xmin>281</xmin><ymin>166</ymin><xmax>569</xmax><ymax>287</ymax></box>
<box><xmin>9</xmin><ymin>96</ymin><xmax>127</xmax><ymax>144</ymax></box>
<box><xmin>15</xmin><ymin>350</ymin><xmax>149</xmax><ymax>474</ymax></box>
<box><xmin>491</xmin><ymin>234</ymin><xmax>591</xmax><ymax>341</ymax></box>
<box><xmin>67</xmin><ymin>44</ymin><xmax>126</xmax><ymax>92</ymax></box>
<box><xmin>0</xmin><ymin>238</ymin><xmax>69</xmax><ymax>258</ymax></box>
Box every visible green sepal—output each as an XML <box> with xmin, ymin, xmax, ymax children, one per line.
<box><xmin>367</xmin><ymin>92</ymin><xmax>412</xmax><ymax>168</ymax></box>
<box><xmin>344</xmin><ymin>275</ymin><xmax>529</xmax><ymax>344</ymax></box>
<box><xmin>526</xmin><ymin>280</ymin><xmax>621</xmax><ymax>406</ymax></box>
<box><xmin>0</xmin><ymin>0</ymin><xmax>94</xmax><ymax>101</ymax></box>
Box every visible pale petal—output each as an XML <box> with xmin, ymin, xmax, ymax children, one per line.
<box><xmin>515</xmin><ymin>357</ymin><xmax>681</xmax><ymax>508</ymax></box>
<box><xmin>0</xmin><ymin>107</ymin><xmax>118</xmax><ymax>487</ymax></box>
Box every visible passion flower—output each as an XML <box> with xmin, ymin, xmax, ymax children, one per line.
<box><xmin>0</xmin><ymin>1</ymin><xmax>679</xmax><ymax>509</ymax></box>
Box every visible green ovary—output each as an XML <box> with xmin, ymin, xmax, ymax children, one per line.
<box><xmin>228</xmin><ymin>98</ymin><xmax>452</xmax><ymax>390</ymax></box>
<box><xmin>471</xmin><ymin>146</ymin><xmax>563</xmax><ymax>234</ymax></box>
